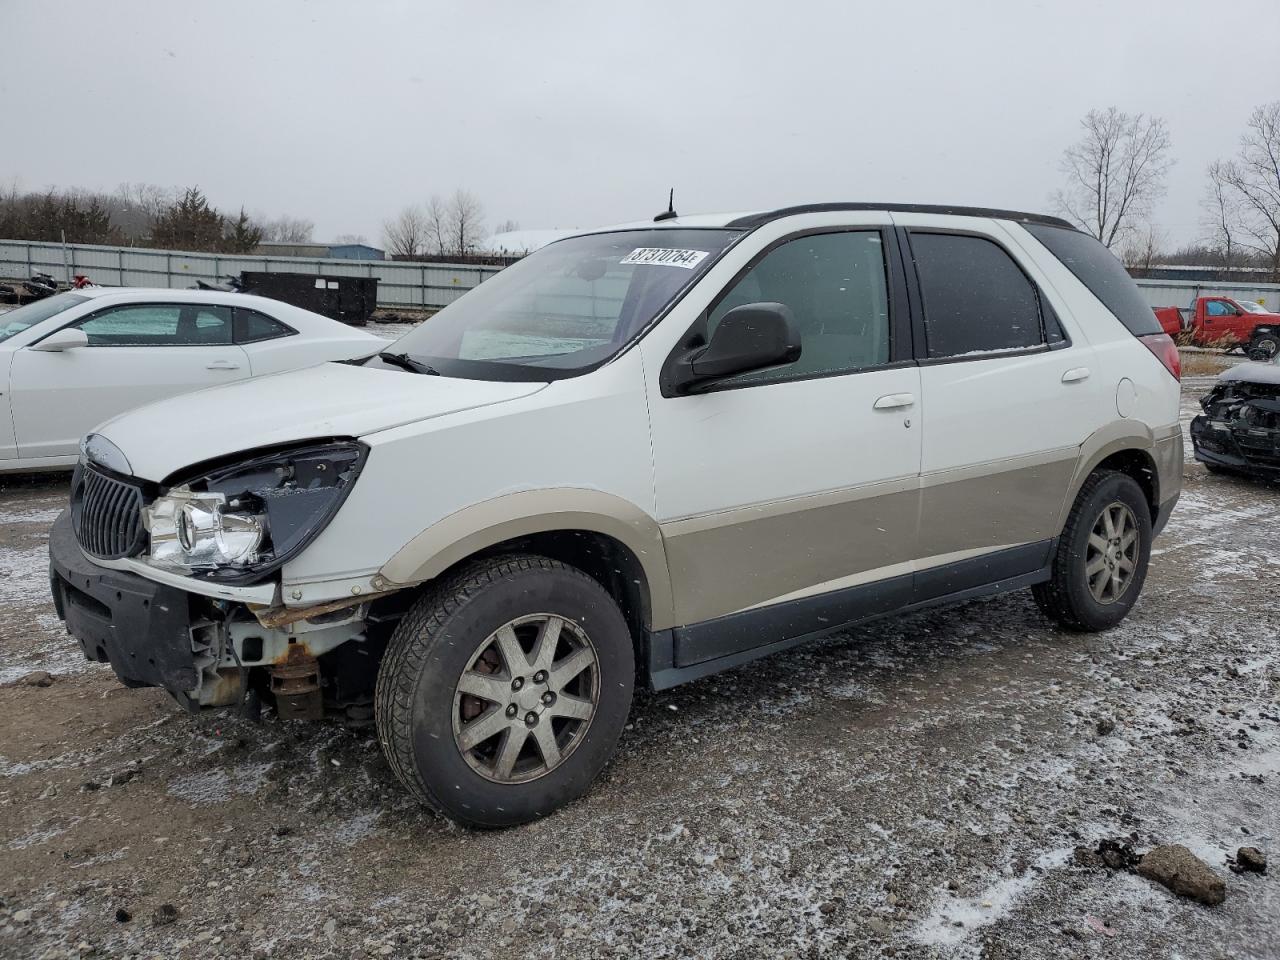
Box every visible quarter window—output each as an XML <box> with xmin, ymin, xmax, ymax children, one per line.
<box><xmin>910</xmin><ymin>233</ymin><xmax>1044</xmax><ymax>359</ymax></box>
<box><xmin>235</xmin><ymin>308</ymin><xmax>294</xmax><ymax>343</ymax></box>
<box><xmin>1023</xmin><ymin>223</ymin><xmax>1161</xmax><ymax>336</ymax></box>
<box><xmin>74</xmin><ymin>304</ymin><xmax>233</xmax><ymax>346</ymax></box>
<box><xmin>706</xmin><ymin>231</ymin><xmax>890</xmax><ymax>384</ymax></box>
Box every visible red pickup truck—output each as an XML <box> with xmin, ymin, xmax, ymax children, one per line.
<box><xmin>1154</xmin><ymin>296</ymin><xmax>1280</xmax><ymax>358</ymax></box>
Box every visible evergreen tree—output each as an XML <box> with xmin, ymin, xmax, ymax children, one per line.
<box><xmin>149</xmin><ymin>187</ymin><xmax>225</xmax><ymax>251</ymax></box>
<box><xmin>222</xmin><ymin>207</ymin><xmax>263</xmax><ymax>253</ymax></box>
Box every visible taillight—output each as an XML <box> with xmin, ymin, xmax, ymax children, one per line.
<box><xmin>1138</xmin><ymin>333</ymin><xmax>1180</xmax><ymax>381</ymax></box>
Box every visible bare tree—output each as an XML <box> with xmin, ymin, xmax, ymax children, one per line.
<box><xmin>331</xmin><ymin>233</ymin><xmax>367</xmax><ymax>245</ymax></box>
<box><xmin>116</xmin><ymin>182</ymin><xmax>173</xmax><ymax>219</ymax></box>
<box><xmin>112</xmin><ymin>182</ymin><xmax>174</xmax><ymax>241</ymax></box>
<box><xmin>1120</xmin><ymin>223</ymin><xmax>1165</xmax><ymax>272</ymax></box>
<box><xmin>1202</xmin><ymin>161</ymin><xmax>1244</xmax><ymax>271</ymax></box>
<box><xmin>382</xmin><ymin>205</ymin><xmax>428</xmax><ymax>258</ymax></box>
<box><xmin>1052</xmin><ymin>107</ymin><xmax>1173</xmax><ymax>249</ymax></box>
<box><xmin>259</xmin><ymin>215</ymin><xmax>315</xmax><ymax>243</ymax></box>
<box><xmin>425</xmin><ymin>195</ymin><xmax>450</xmax><ymax>255</ymax></box>
<box><xmin>1211</xmin><ymin>101</ymin><xmax>1280</xmax><ymax>281</ymax></box>
<box><xmin>494</xmin><ymin>219</ymin><xmax>520</xmax><ymax>234</ymax></box>
<box><xmin>447</xmin><ymin>189</ymin><xmax>485</xmax><ymax>256</ymax></box>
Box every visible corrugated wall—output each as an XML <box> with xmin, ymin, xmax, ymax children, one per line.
<box><xmin>1129</xmin><ymin>278</ymin><xmax>1280</xmax><ymax>311</ymax></box>
<box><xmin>5</xmin><ymin>237</ymin><xmax>1280</xmax><ymax>312</ymax></box>
<box><xmin>0</xmin><ymin>239</ymin><xmax>502</xmax><ymax>310</ymax></box>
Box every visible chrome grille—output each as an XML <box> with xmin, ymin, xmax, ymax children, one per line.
<box><xmin>72</xmin><ymin>466</ymin><xmax>146</xmax><ymax>559</ymax></box>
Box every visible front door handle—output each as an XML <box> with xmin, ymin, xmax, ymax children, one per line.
<box><xmin>1061</xmin><ymin>367</ymin><xmax>1090</xmax><ymax>383</ymax></box>
<box><xmin>873</xmin><ymin>392</ymin><xmax>915</xmax><ymax>410</ymax></box>
<box><xmin>206</xmin><ymin>360</ymin><xmax>241</xmax><ymax>370</ymax></box>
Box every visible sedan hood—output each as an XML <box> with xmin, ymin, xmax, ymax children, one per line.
<box><xmin>95</xmin><ymin>361</ymin><xmax>547</xmax><ymax>481</ymax></box>
<box><xmin>1218</xmin><ymin>360</ymin><xmax>1280</xmax><ymax>386</ymax></box>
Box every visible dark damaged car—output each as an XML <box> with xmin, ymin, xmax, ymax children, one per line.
<box><xmin>1191</xmin><ymin>358</ymin><xmax>1280</xmax><ymax>479</ymax></box>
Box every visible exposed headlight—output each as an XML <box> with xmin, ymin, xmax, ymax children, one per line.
<box><xmin>146</xmin><ymin>489</ymin><xmax>265</xmax><ymax>569</ymax></box>
<box><xmin>142</xmin><ymin>441</ymin><xmax>367</xmax><ymax>583</ymax></box>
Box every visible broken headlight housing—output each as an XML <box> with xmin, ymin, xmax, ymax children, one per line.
<box><xmin>143</xmin><ymin>441</ymin><xmax>367</xmax><ymax>584</ymax></box>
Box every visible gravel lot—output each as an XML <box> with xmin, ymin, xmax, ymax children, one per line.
<box><xmin>0</xmin><ymin>368</ymin><xmax>1276</xmax><ymax>960</ymax></box>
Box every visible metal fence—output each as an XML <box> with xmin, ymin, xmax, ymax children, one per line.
<box><xmin>0</xmin><ymin>238</ymin><xmax>503</xmax><ymax>310</ymax></box>
<box><xmin>1129</xmin><ymin>278</ymin><xmax>1280</xmax><ymax>312</ymax></box>
<box><xmin>5</xmin><ymin>237</ymin><xmax>1280</xmax><ymax>313</ymax></box>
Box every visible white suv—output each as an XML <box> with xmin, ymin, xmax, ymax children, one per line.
<box><xmin>50</xmin><ymin>204</ymin><xmax>1183</xmax><ymax>826</ymax></box>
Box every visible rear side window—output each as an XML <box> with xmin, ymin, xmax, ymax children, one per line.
<box><xmin>1023</xmin><ymin>223</ymin><xmax>1160</xmax><ymax>336</ymax></box>
<box><xmin>910</xmin><ymin>233</ymin><xmax>1043</xmax><ymax>358</ymax></box>
<box><xmin>234</xmin><ymin>308</ymin><xmax>294</xmax><ymax>343</ymax></box>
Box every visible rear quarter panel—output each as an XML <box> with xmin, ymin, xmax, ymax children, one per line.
<box><xmin>243</xmin><ymin>335</ymin><xmax>379</xmax><ymax>375</ymax></box>
<box><xmin>1004</xmin><ymin>225</ymin><xmax>1181</xmax><ymax>435</ymax></box>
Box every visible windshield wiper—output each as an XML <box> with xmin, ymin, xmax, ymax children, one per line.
<box><xmin>378</xmin><ymin>351</ymin><xmax>441</xmax><ymax>375</ymax></box>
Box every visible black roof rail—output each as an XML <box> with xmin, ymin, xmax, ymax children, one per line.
<box><xmin>725</xmin><ymin>203</ymin><xmax>1076</xmax><ymax>231</ymax></box>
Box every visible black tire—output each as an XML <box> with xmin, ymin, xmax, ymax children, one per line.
<box><xmin>375</xmin><ymin>554</ymin><xmax>634</xmax><ymax>828</ymax></box>
<box><xmin>1032</xmin><ymin>471</ymin><xmax>1152</xmax><ymax>632</ymax></box>
<box><xmin>1248</xmin><ymin>333</ymin><xmax>1279</xmax><ymax>362</ymax></box>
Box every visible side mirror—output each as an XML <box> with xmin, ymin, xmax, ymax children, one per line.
<box><xmin>29</xmin><ymin>328</ymin><xmax>89</xmax><ymax>352</ymax></box>
<box><xmin>672</xmin><ymin>302</ymin><xmax>801</xmax><ymax>393</ymax></box>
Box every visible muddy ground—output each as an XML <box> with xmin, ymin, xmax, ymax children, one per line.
<box><xmin>0</xmin><ymin>369</ymin><xmax>1276</xmax><ymax>960</ymax></box>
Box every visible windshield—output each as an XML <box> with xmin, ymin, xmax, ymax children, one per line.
<box><xmin>1235</xmin><ymin>299</ymin><xmax>1268</xmax><ymax>314</ymax></box>
<box><xmin>0</xmin><ymin>292</ymin><xmax>90</xmax><ymax>343</ymax></box>
<box><xmin>384</xmin><ymin>228</ymin><xmax>742</xmax><ymax>379</ymax></box>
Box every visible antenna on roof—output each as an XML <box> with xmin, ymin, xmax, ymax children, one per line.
<box><xmin>653</xmin><ymin>188</ymin><xmax>678</xmax><ymax>222</ymax></box>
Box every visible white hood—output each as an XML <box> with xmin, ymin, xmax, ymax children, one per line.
<box><xmin>1218</xmin><ymin>360</ymin><xmax>1280</xmax><ymax>386</ymax></box>
<box><xmin>95</xmin><ymin>362</ymin><xmax>546</xmax><ymax>481</ymax></box>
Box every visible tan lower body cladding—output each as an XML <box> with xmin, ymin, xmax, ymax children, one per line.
<box><xmin>661</xmin><ymin>453</ymin><xmax>1078</xmax><ymax>626</ymax></box>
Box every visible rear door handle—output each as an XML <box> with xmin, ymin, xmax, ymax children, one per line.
<box><xmin>206</xmin><ymin>360</ymin><xmax>241</xmax><ymax>370</ymax></box>
<box><xmin>873</xmin><ymin>393</ymin><xmax>915</xmax><ymax>410</ymax></box>
<box><xmin>1061</xmin><ymin>367</ymin><xmax>1090</xmax><ymax>383</ymax></box>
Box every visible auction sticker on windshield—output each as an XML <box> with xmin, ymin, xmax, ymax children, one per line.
<box><xmin>621</xmin><ymin>248</ymin><xmax>709</xmax><ymax>269</ymax></box>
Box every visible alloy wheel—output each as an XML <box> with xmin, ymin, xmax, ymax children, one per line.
<box><xmin>1085</xmin><ymin>501</ymin><xmax>1139</xmax><ymax>605</ymax></box>
<box><xmin>451</xmin><ymin>614</ymin><xmax>599</xmax><ymax>784</ymax></box>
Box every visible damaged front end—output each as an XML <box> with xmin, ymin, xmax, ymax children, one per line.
<box><xmin>50</xmin><ymin>510</ymin><xmax>397</xmax><ymax>719</ymax></box>
<box><xmin>1190</xmin><ymin>370</ymin><xmax>1280</xmax><ymax>478</ymax></box>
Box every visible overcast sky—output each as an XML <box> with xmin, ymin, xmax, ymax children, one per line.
<box><xmin>3</xmin><ymin>0</ymin><xmax>1278</xmax><ymax>248</ymax></box>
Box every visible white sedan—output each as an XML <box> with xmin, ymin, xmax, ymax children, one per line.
<box><xmin>0</xmin><ymin>288</ymin><xmax>384</xmax><ymax>472</ymax></box>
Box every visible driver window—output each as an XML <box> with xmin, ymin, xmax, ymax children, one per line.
<box><xmin>1205</xmin><ymin>300</ymin><xmax>1233</xmax><ymax>317</ymax></box>
<box><xmin>75</xmin><ymin>304</ymin><xmax>233</xmax><ymax>346</ymax></box>
<box><xmin>706</xmin><ymin>231</ymin><xmax>890</xmax><ymax>385</ymax></box>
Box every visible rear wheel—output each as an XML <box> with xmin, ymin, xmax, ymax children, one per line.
<box><xmin>375</xmin><ymin>555</ymin><xmax>634</xmax><ymax>827</ymax></box>
<box><xmin>1033</xmin><ymin>471</ymin><xmax>1152</xmax><ymax>632</ymax></box>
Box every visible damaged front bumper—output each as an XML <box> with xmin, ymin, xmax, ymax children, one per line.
<box><xmin>1190</xmin><ymin>377</ymin><xmax>1280</xmax><ymax>478</ymax></box>
<box><xmin>49</xmin><ymin>510</ymin><xmax>374</xmax><ymax>713</ymax></box>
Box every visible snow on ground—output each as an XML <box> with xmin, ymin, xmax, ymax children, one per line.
<box><xmin>0</xmin><ymin>374</ymin><xmax>1275</xmax><ymax>960</ymax></box>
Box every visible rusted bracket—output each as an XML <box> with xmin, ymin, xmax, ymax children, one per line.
<box><xmin>248</xmin><ymin>589</ymin><xmax>399</xmax><ymax>630</ymax></box>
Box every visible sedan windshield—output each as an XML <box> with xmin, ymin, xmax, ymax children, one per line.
<box><xmin>383</xmin><ymin>228</ymin><xmax>742</xmax><ymax>379</ymax></box>
<box><xmin>1235</xmin><ymin>299</ymin><xmax>1268</xmax><ymax>314</ymax></box>
<box><xmin>0</xmin><ymin>292</ymin><xmax>90</xmax><ymax>343</ymax></box>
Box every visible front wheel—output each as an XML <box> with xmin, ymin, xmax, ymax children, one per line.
<box><xmin>1033</xmin><ymin>471</ymin><xmax>1152</xmax><ymax>632</ymax></box>
<box><xmin>375</xmin><ymin>555</ymin><xmax>634</xmax><ymax>827</ymax></box>
<box><xmin>1247</xmin><ymin>332</ymin><xmax>1279</xmax><ymax>362</ymax></box>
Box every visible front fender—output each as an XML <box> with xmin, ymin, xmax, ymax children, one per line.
<box><xmin>379</xmin><ymin>488</ymin><xmax>676</xmax><ymax>631</ymax></box>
